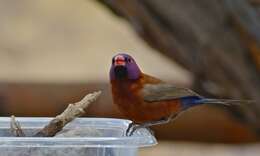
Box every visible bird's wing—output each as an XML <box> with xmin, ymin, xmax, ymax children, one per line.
<box><xmin>142</xmin><ymin>83</ymin><xmax>201</xmax><ymax>102</ymax></box>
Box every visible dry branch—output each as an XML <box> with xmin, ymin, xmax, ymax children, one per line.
<box><xmin>10</xmin><ymin>115</ymin><xmax>25</xmax><ymax>137</ymax></box>
<box><xmin>30</xmin><ymin>91</ymin><xmax>101</xmax><ymax>137</ymax></box>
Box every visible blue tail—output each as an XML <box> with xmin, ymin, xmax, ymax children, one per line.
<box><xmin>180</xmin><ymin>96</ymin><xmax>253</xmax><ymax>110</ymax></box>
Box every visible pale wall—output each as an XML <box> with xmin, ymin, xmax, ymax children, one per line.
<box><xmin>0</xmin><ymin>0</ymin><xmax>190</xmax><ymax>84</ymax></box>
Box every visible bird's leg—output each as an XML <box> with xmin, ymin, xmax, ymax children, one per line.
<box><xmin>126</xmin><ymin>113</ymin><xmax>179</xmax><ymax>136</ymax></box>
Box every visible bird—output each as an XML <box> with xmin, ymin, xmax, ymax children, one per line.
<box><xmin>109</xmin><ymin>53</ymin><xmax>253</xmax><ymax>136</ymax></box>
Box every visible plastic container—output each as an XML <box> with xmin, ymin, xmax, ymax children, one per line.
<box><xmin>0</xmin><ymin>117</ymin><xmax>157</xmax><ymax>156</ymax></box>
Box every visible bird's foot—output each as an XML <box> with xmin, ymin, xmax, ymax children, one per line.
<box><xmin>125</xmin><ymin>122</ymin><xmax>154</xmax><ymax>136</ymax></box>
<box><xmin>125</xmin><ymin>122</ymin><xmax>142</xmax><ymax>136</ymax></box>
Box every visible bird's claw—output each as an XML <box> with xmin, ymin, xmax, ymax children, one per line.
<box><xmin>125</xmin><ymin>122</ymin><xmax>155</xmax><ymax>136</ymax></box>
<box><xmin>125</xmin><ymin>122</ymin><xmax>140</xmax><ymax>136</ymax></box>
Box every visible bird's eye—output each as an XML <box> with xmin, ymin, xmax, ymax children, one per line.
<box><xmin>112</xmin><ymin>59</ymin><xmax>115</xmax><ymax>64</ymax></box>
<box><xmin>127</xmin><ymin>58</ymin><xmax>132</xmax><ymax>63</ymax></box>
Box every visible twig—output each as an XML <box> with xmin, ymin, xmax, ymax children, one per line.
<box><xmin>10</xmin><ymin>115</ymin><xmax>25</xmax><ymax>137</ymax></box>
<box><xmin>33</xmin><ymin>91</ymin><xmax>101</xmax><ymax>137</ymax></box>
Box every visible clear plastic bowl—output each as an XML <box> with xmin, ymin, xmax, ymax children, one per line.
<box><xmin>0</xmin><ymin>117</ymin><xmax>157</xmax><ymax>156</ymax></box>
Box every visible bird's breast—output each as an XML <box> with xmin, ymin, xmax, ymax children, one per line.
<box><xmin>111</xmin><ymin>80</ymin><xmax>181</xmax><ymax>122</ymax></box>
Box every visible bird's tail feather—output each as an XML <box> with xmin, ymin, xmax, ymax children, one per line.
<box><xmin>198</xmin><ymin>98</ymin><xmax>255</xmax><ymax>106</ymax></box>
<box><xmin>180</xmin><ymin>96</ymin><xmax>255</xmax><ymax>110</ymax></box>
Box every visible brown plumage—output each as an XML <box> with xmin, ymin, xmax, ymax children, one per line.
<box><xmin>109</xmin><ymin>54</ymin><xmax>252</xmax><ymax>136</ymax></box>
<box><xmin>111</xmin><ymin>73</ymin><xmax>181</xmax><ymax>123</ymax></box>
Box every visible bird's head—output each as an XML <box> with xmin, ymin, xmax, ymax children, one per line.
<box><xmin>110</xmin><ymin>53</ymin><xmax>141</xmax><ymax>81</ymax></box>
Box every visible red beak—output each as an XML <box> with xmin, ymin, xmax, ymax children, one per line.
<box><xmin>114</xmin><ymin>55</ymin><xmax>126</xmax><ymax>66</ymax></box>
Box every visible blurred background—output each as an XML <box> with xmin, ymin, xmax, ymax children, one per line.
<box><xmin>0</xmin><ymin>0</ymin><xmax>259</xmax><ymax>155</ymax></box>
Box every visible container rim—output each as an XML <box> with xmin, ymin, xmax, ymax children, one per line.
<box><xmin>0</xmin><ymin>117</ymin><xmax>157</xmax><ymax>148</ymax></box>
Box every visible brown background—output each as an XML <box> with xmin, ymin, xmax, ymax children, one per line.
<box><xmin>0</xmin><ymin>0</ymin><xmax>259</xmax><ymax>155</ymax></box>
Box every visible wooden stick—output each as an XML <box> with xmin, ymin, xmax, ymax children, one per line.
<box><xmin>10</xmin><ymin>115</ymin><xmax>25</xmax><ymax>137</ymax></box>
<box><xmin>31</xmin><ymin>91</ymin><xmax>101</xmax><ymax>137</ymax></box>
